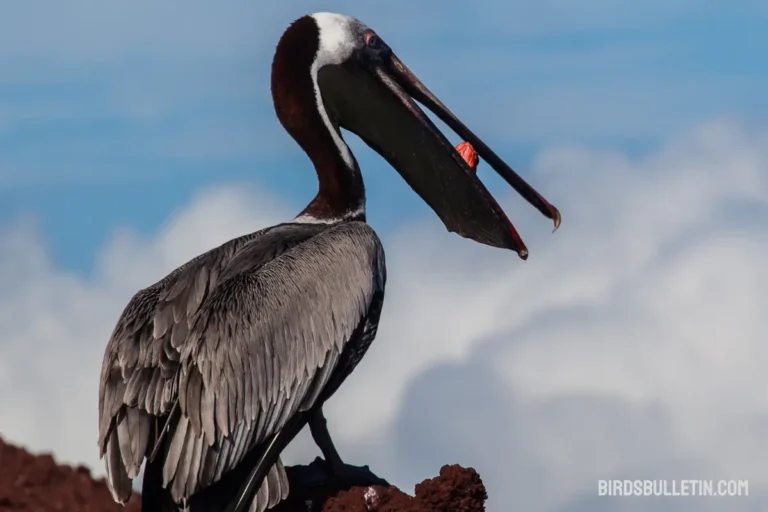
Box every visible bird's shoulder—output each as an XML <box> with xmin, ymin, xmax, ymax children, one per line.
<box><xmin>107</xmin><ymin>223</ymin><xmax>327</xmax><ymax>341</ymax></box>
<box><xmin>193</xmin><ymin>220</ymin><xmax>385</xmax><ymax>320</ymax></box>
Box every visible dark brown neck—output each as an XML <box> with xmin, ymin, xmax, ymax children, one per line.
<box><xmin>271</xmin><ymin>16</ymin><xmax>365</xmax><ymax>223</ymax></box>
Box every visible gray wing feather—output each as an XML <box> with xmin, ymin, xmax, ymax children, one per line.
<box><xmin>105</xmin><ymin>433</ymin><xmax>131</xmax><ymax>500</ymax></box>
<box><xmin>244</xmin><ymin>458</ymin><xmax>289</xmax><ymax>512</ymax></box>
<box><xmin>160</xmin><ymin>221</ymin><xmax>385</xmax><ymax>502</ymax></box>
<box><xmin>98</xmin><ymin>223</ymin><xmax>328</xmax><ymax>503</ymax></box>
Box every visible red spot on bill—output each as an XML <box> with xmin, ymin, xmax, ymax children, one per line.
<box><xmin>455</xmin><ymin>142</ymin><xmax>478</xmax><ymax>173</ymax></box>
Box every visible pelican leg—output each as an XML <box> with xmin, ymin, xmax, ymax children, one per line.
<box><xmin>308</xmin><ymin>408</ymin><xmax>388</xmax><ymax>487</ymax></box>
<box><xmin>309</xmin><ymin>408</ymin><xmax>345</xmax><ymax>472</ymax></box>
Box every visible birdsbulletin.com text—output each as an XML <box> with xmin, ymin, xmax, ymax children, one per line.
<box><xmin>598</xmin><ymin>479</ymin><xmax>749</xmax><ymax>497</ymax></box>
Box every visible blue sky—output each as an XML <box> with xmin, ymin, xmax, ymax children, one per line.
<box><xmin>2</xmin><ymin>1</ymin><xmax>766</xmax><ymax>272</ymax></box>
<box><xmin>2</xmin><ymin>2</ymin><xmax>768</xmax><ymax>511</ymax></box>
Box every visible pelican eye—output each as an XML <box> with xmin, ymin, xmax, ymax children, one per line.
<box><xmin>366</xmin><ymin>33</ymin><xmax>382</xmax><ymax>49</ymax></box>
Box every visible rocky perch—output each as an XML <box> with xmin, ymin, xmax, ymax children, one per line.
<box><xmin>0</xmin><ymin>436</ymin><xmax>487</xmax><ymax>511</ymax></box>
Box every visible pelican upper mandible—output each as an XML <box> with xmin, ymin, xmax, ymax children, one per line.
<box><xmin>97</xmin><ymin>12</ymin><xmax>560</xmax><ymax>512</ymax></box>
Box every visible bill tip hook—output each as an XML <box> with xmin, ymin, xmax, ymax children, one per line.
<box><xmin>551</xmin><ymin>208</ymin><xmax>562</xmax><ymax>233</ymax></box>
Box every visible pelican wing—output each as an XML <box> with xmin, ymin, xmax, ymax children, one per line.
<box><xmin>97</xmin><ymin>222</ymin><xmax>328</xmax><ymax>502</ymax></box>
<box><xmin>98</xmin><ymin>221</ymin><xmax>386</xmax><ymax>506</ymax></box>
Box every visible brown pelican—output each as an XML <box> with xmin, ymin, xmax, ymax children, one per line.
<box><xmin>97</xmin><ymin>11</ymin><xmax>560</xmax><ymax>512</ymax></box>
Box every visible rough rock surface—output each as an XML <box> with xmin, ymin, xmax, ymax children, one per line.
<box><xmin>316</xmin><ymin>465</ymin><xmax>487</xmax><ymax>512</ymax></box>
<box><xmin>0</xmin><ymin>437</ymin><xmax>140</xmax><ymax>512</ymax></box>
<box><xmin>0</xmin><ymin>436</ymin><xmax>486</xmax><ymax>511</ymax></box>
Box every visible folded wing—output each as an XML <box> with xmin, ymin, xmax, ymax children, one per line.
<box><xmin>98</xmin><ymin>221</ymin><xmax>385</xmax><ymax>510</ymax></box>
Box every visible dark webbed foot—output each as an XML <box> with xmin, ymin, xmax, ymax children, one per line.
<box><xmin>323</xmin><ymin>458</ymin><xmax>389</xmax><ymax>488</ymax></box>
<box><xmin>288</xmin><ymin>457</ymin><xmax>389</xmax><ymax>491</ymax></box>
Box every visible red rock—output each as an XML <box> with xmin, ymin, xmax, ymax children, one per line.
<box><xmin>0</xmin><ymin>436</ymin><xmax>487</xmax><ymax>512</ymax></box>
<box><xmin>0</xmin><ymin>437</ymin><xmax>140</xmax><ymax>512</ymax></box>
<box><xmin>320</xmin><ymin>466</ymin><xmax>486</xmax><ymax>512</ymax></box>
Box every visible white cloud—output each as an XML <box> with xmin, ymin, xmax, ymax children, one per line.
<box><xmin>1</xmin><ymin>119</ymin><xmax>767</xmax><ymax>511</ymax></box>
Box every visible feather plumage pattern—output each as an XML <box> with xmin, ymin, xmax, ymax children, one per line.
<box><xmin>97</xmin><ymin>222</ymin><xmax>386</xmax><ymax>510</ymax></box>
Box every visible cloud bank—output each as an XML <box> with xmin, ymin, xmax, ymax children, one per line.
<box><xmin>1</xmin><ymin>118</ymin><xmax>767</xmax><ymax>510</ymax></box>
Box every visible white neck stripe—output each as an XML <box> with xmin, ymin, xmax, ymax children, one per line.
<box><xmin>309</xmin><ymin>62</ymin><xmax>355</xmax><ymax>170</ymax></box>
